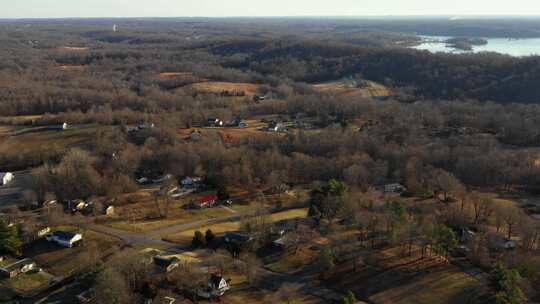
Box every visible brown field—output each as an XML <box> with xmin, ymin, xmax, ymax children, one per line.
<box><xmin>107</xmin><ymin>206</ymin><xmax>232</xmax><ymax>233</ymax></box>
<box><xmin>312</xmin><ymin>80</ymin><xmax>390</xmax><ymax>98</ymax></box>
<box><xmin>186</xmin><ymin>81</ymin><xmax>264</xmax><ymax>97</ymax></box>
<box><xmin>179</xmin><ymin>119</ymin><xmax>285</xmax><ymax>146</ymax></box>
<box><xmin>162</xmin><ymin>208</ymin><xmax>308</xmax><ymax>245</ymax></box>
<box><xmin>0</xmin><ymin>115</ymin><xmax>44</xmax><ymax>126</ymax></box>
<box><xmin>56</xmin><ymin>65</ymin><xmax>87</xmax><ymax>72</ymax></box>
<box><xmin>325</xmin><ymin>244</ymin><xmax>484</xmax><ymax>304</ymax></box>
<box><xmin>57</xmin><ymin>46</ymin><xmax>89</xmax><ymax>52</ymax></box>
<box><xmin>158</xmin><ymin>72</ymin><xmax>208</xmax><ymax>82</ymax></box>
<box><xmin>0</xmin><ymin>126</ymin><xmax>102</xmax><ymax>157</ymax></box>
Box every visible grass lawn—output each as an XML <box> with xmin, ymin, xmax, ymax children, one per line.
<box><xmin>266</xmin><ymin>245</ymin><xmax>318</xmax><ymax>273</ymax></box>
<box><xmin>369</xmin><ymin>269</ymin><xmax>481</xmax><ymax>304</ymax></box>
<box><xmin>0</xmin><ymin>271</ymin><xmax>56</xmax><ymax>294</ymax></box>
<box><xmin>163</xmin><ymin>208</ymin><xmax>308</xmax><ymax>245</ymax></box>
<box><xmin>24</xmin><ymin>227</ymin><xmax>122</xmax><ymax>277</ymax></box>
<box><xmin>107</xmin><ymin>207</ymin><xmax>232</xmax><ymax>233</ymax></box>
<box><xmin>324</xmin><ymin>244</ymin><xmax>485</xmax><ymax>304</ymax></box>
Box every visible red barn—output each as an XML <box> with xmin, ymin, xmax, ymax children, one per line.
<box><xmin>193</xmin><ymin>195</ymin><xmax>218</xmax><ymax>208</ymax></box>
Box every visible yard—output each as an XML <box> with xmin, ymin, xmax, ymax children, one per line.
<box><xmin>325</xmin><ymin>244</ymin><xmax>485</xmax><ymax>304</ymax></box>
<box><xmin>24</xmin><ymin>227</ymin><xmax>122</xmax><ymax>277</ymax></box>
<box><xmin>0</xmin><ymin>271</ymin><xmax>57</xmax><ymax>294</ymax></box>
<box><xmin>162</xmin><ymin>208</ymin><xmax>308</xmax><ymax>245</ymax></box>
<box><xmin>106</xmin><ymin>205</ymin><xmax>233</xmax><ymax>233</ymax></box>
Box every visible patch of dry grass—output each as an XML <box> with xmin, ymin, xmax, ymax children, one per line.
<box><xmin>187</xmin><ymin>82</ymin><xmax>263</xmax><ymax>97</ymax></box>
<box><xmin>163</xmin><ymin>208</ymin><xmax>308</xmax><ymax>245</ymax></box>
<box><xmin>312</xmin><ymin>80</ymin><xmax>390</xmax><ymax>98</ymax></box>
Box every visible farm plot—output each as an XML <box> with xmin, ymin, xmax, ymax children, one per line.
<box><xmin>312</xmin><ymin>80</ymin><xmax>390</xmax><ymax>99</ymax></box>
<box><xmin>185</xmin><ymin>81</ymin><xmax>264</xmax><ymax>97</ymax></box>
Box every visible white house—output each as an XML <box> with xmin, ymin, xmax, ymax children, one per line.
<box><xmin>0</xmin><ymin>258</ymin><xmax>37</xmax><ymax>278</ymax></box>
<box><xmin>105</xmin><ymin>206</ymin><xmax>115</xmax><ymax>216</ymax></box>
<box><xmin>384</xmin><ymin>183</ymin><xmax>406</xmax><ymax>193</ymax></box>
<box><xmin>0</xmin><ymin>172</ymin><xmax>13</xmax><ymax>186</ymax></box>
<box><xmin>197</xmin><ymin>275</ymin><xmax>230</xmax><ymax>298</ymax></box>
<box><xmin>46</xmin><ymin>231</ymin><xmax>82</xmax><ymax>248</ymax></box>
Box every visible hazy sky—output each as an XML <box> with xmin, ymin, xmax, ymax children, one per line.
<box><xmin>1</xmin><ymin>0</ymin><xmax>540</xmax><ymax>18</ymax></box>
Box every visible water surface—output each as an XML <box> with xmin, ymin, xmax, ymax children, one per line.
<box><xmin>412</xmin><ymin>35</ymin><xmax>540</xmax><ymax>57</ymax></box>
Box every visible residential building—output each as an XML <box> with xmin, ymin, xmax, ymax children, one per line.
<box><xmin>137</xmin><ymin>122</ymin><xmax>155</xmax><ymax>130</ymax></box>
<box><xmin>181</xmin><ymin>177</ymin><xmax>202</xmax><ymax>189</ymax></box>
<box><xmin>46</xmin><ymin>231</ymin><xmax>83</xmax><ymax>248</ymax></box>
<box><xmin>105</xmin><ymin>206</ymin><xmax>115</xmax><ymax>216</ymax></box>
<box><xmin>192</xmin><ymin>195</ymin><xmax>217</xmax><ymax>209</ymax></box>
<box><xmin>0</xmin><ymin>258</ymin><xmax>36</xmax><ymax>278</ymax></box>
<box><xmin>223</xmin><ymin>232</ymin><xmax>252</xmax><ymax>246</ymax></box>
<box><xmin>0</xmin><ymin>172</ymin><xmax>13</xmax><ymax>186</ymax></box>
<box><xmin>197</xmin><ymin>275</ymin><xmax>230</xmax><ymax>299</ymax></box>
<box><xmin>153</xmin><ymin>256</ymin><xmax>180</xmax><ymax>272</ymax></box>
<box><xmin>384</xmin><ymin>183</ymin><xmax>407</xmax><ymax>193</ymax></box>
<box><xmin>206</xmin><ymin>118</ymin><xmax>223</xmax><ymax>127</ymax></box>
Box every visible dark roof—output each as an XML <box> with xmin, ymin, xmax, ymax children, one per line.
<box><xmin>1</xmin><ymin>258</ymin><xmax>34</xmax><ymax>272</ymax></box>
<box><xmin>210</xmin><ymin>274</ymin><xmax>225</xmax><ymax>287</ymax></box>
<box><xmin>154</xmin><ymin>256</ymin><xmax>179</xmax><ymax>268</ymax></box>
<box><xmin>53</xmin><ymin>231</ymin><xmax>78</xmax><ymax>241</ymax></box>
<box><xmin>224</xmin><ymin>232</ymin><xmax>251</xmax><ymax>243</ymax></box>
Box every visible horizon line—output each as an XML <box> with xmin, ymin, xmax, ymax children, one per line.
<box><xmin>2</xmin><ymin>14</ymin><xmax>540</xmax><ymax>20</ymax></box>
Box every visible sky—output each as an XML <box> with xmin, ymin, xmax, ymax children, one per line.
<box><xmin>1</xmin><ymin>0</ymin><xmax>540</xmax><ymax>18</ymax></box>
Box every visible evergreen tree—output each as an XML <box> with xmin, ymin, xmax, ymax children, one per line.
<box><xmin>0</xmin><ymin>219</ymin><xmax>21</xmax><ymax>255</ymax></box>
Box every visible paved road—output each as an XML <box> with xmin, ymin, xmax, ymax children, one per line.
<box><xmin>84</xmin><ymin>213</ymin><xmax>241</xmax><ymax>249</ymax></box>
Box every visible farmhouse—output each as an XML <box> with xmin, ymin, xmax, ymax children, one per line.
<box><xmin>192</xmin><ymin>195</ymin><xmax>218</xmax><ymax>209</ymax></box>
<box><xmin>0</xmin><ymin>258</ymin><xmax>37</xmax><ymax>278</ymax></box>
<box><xmin>197</xmin><ymin>274</ymin><xmax>231</xmax><ymax>299</ymax></box>
<box><xmin>0</xmin><ymin>172</ymin><xmax>13</xmax><ymax>186</ymax></box>
<box><xmin>46</xmin><ymin>231</ymin><xmax>83</xmax><ymax>248</ymax></box>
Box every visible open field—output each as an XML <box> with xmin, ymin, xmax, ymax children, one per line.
<box><xmin>323</xmin><ymin>244</ymin><xmax>485</xmax><ymax>304</ymax></box>
<box><xmin>0</xmin><ymin>125</ymin><xmax>104</xmax><ymax>157</ymax></box>
<box><xmin>184</xmin><ymin>81</ymin><xmax>264</xmax><ymax>97</ymax></box>
<box><xmin>163</xmin><ymin>208</ymin><xmax>308</xmax><ymax>244</ymax></box>
<box><xmin>107</xmin><ymin>206</ymin><xmax>232</xmax><ymax>233</ymax></box>
<box><xmin>158</xmin><ymin>72</ymin><xmax>208</xmax><ymax>82</ymax></box>
<box><xmin>56</xmin><ymin>65</ymin><xmax>87</xmax><ymax>72</ymax></box>
<box><xmin>312</xmin><ymin>80</ymin><xmax>390</xmax><ymax>98</ymax></box>
<box><xmin>267</xmin><ymin>245</ymin><xmax>319</xmax><ymax>273</ymax></box>
<box><xmin>57</xmin><ymin>46</ymin><xmax>89</xmax><ymax>52</ymax></box>
<box><xmin>369</xmin><ymin>268</ymin><xmax>481</xmax><ymax>304</ymax></box>
<box><xmin>179</xmin><ymin>119</ymin><xmax>286</xmax><ymax>146</ymax></box>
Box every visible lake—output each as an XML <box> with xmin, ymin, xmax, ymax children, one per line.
<box><xmin>412</xmin><ymin>35</ymin><xmax>540</xmax><ymax>57</ymax></box>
